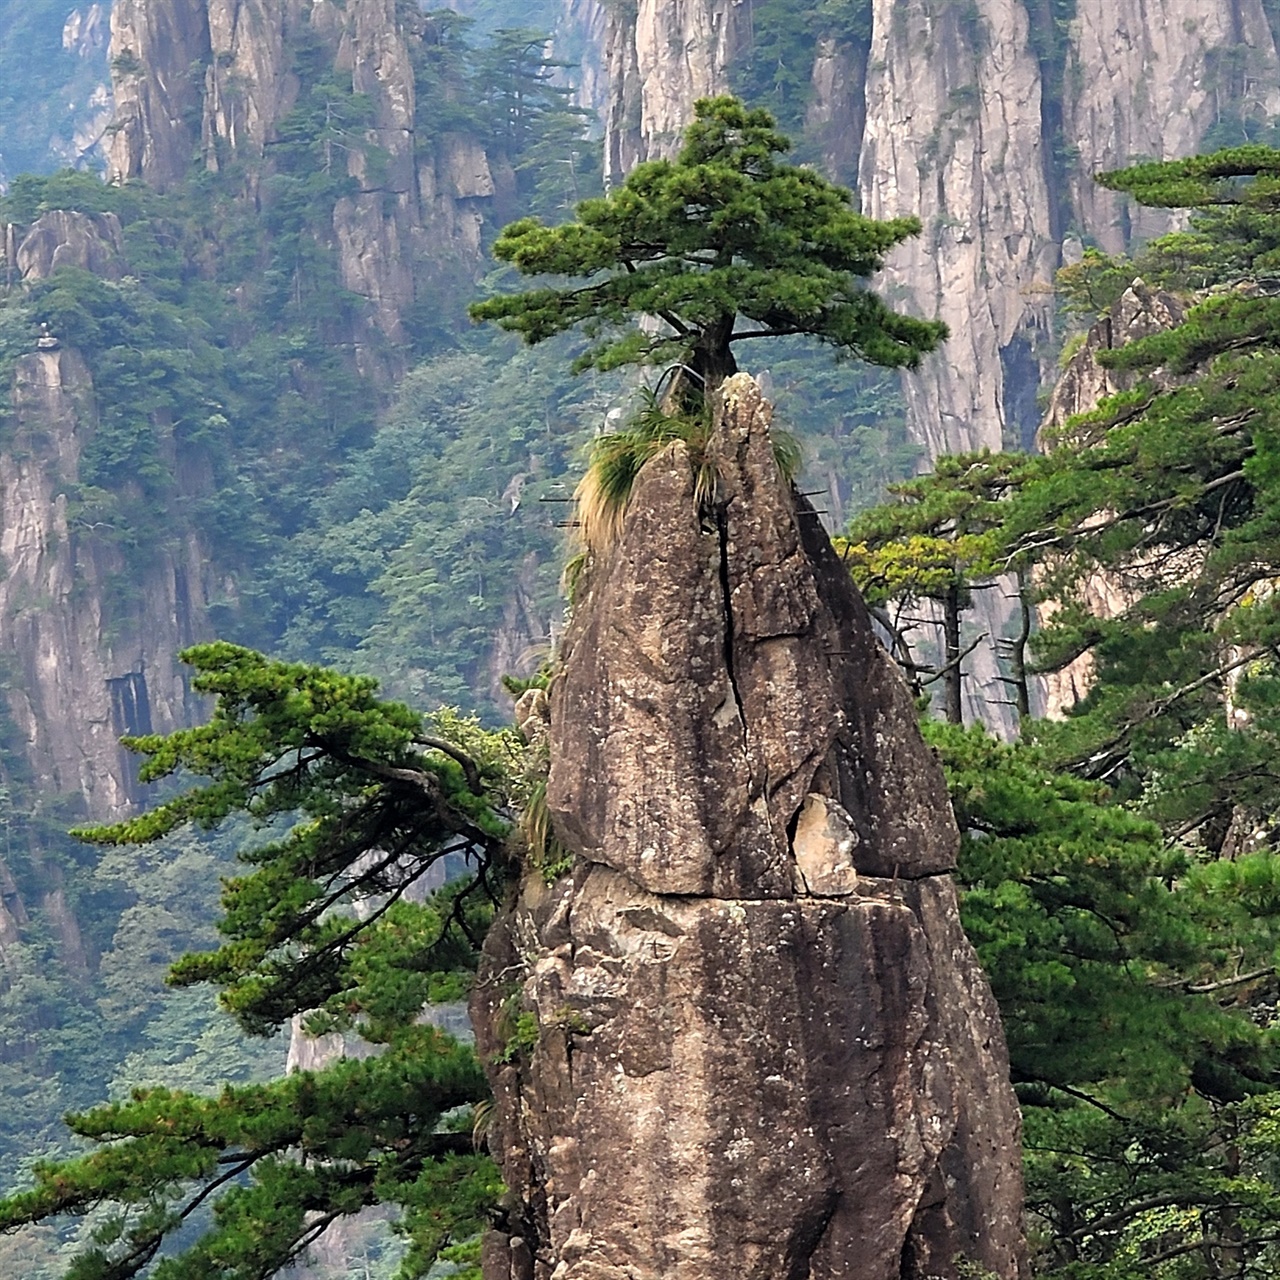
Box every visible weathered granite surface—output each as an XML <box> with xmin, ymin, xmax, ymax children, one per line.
<box><xmin>473</xmin><ymin>375</ymin><xmax>1027</xmax><ymax>1280</ymax></box>
<box><xmin>1037</xmin><ymin>281</ymin><xmax>1188</xmax><ymax>719</ymax></box>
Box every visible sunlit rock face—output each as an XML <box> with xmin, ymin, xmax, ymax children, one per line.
<box><xmin>473</xmin><ymin>375</ymin><xmax>1027</xmax><ymax>1280</ymax></box>
<box><xmin>104</xmin><ymin>0</ymin><xmax>495</xmax><ymax>365</ymax></box>
<box><xmin>600</xmin><ymin>0</ymin><xmax>744</xmax><ymax>184</ymax></box>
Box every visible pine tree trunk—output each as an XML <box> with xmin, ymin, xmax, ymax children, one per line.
<box><xmin>943</xmin><ymin>582</ymin><xmax>964</xmax><ymax>725</ymax></box>
<box><xmin>692</xmin><ymin>317</ymin><xmax>738</xmax><ymax>396</ymax></box>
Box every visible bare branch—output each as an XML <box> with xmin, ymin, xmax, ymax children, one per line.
<box><xmin>414</xmin><ymin>735</ymin><xmax>484</xmax><ymax>794</ymax></box>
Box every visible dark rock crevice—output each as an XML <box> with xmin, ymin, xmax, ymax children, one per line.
<box><xmin>713</xmin><ymin>501</ymin><xmax>749</xmax><ymax>750</ymax></box>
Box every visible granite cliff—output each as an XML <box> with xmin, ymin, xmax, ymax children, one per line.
<box><xmin>0</xmin><ymin>211</ymin><xmax>216</xmax><ymax>974</ymax></box>
<box><xmin>591</xmin><ymin>0</ymin><xmax>1280</xmax><ymax>455</ymax></box>
<box><xmin>473</xmin><ymin>376</ymin><xmax>1026</xmax><ymax>1280</ymax></box>
<box><xmin>571</xmin><ymin>0</ymin><xmax>1280</xmax><ymax>721</ymax></box>
<box><xmin>106</xmin><ymin>0</ymin><xmax>496</xmax><ymax>356</ymax></box>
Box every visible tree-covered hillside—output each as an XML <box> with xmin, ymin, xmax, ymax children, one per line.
<box><xmin>838</xmin><ymin>144</ymin><xmax>1280</xmax><ymax>1277</ymax></box>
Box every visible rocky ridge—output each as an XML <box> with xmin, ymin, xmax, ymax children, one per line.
<box><xmin>473</xmin><ymin>375</ymin><xmax>1026</xmax><ymax>1280</ymax></box>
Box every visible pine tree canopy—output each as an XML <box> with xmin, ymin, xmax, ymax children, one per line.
<box><xmin>0</xmin><ymin>643</ymin><xmax>514</xmax><ymax>1279</ymax></box>
<box><xmin>469</xmin><ymin>95</ymin><xmax>946</xmax><ymax>390</ymax></box>
<box><xmin>844</xmin><ymin>144</ymin><xmax>1280</xmax><ymax>1277</ymax></box>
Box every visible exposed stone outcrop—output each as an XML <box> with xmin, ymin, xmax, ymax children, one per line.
<box><xmin>1040</xmin><ymin>280</ymin><xmax>1186</xmax><ymax>441</ymax></box>
<box><xmin>860</xmin><ymin>0</ymin><xmax>1056</xmax><ymax>461</ymax></box>
<box><xmin>201</xmin><ymin>0</ymin><xmax>303</xmax><ymax>171</ymax></box>
<box><xmin>0</xmin><ymin>342</ymin><xmax>214</xmax><ymax>821</ymax></box>
<box><xmin>62</xmin><ymin>5</ymin><xmax>109</xmax><ymax>58</ymax></box>
<box><xmin>14</xmin><ymin>210</ymin><xmax>126</xmax><ymax>282</ymax></box>
<box><xmin>473</xmin><ymin>375</ymin><xmax>1026</xmax><ymax>1280</ymax></box>
<box><xmin>106</xmin><ymin>0</ymin><xmax>214</xmax><ymax>191</ymax></box>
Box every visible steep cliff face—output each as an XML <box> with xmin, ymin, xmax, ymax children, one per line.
<box><xmin>589</xmin><ymin>0</ymin><xmax>1280</xmax><ymax>729</ymax></box>
<box><xmin>861</xmin><ymin>0</ymin><xmax>1056</xmax><ymax>461</ymax></box>
<box><xmin>1066</xmin><ymin>0</ymin><xmax>1280</xmax><ymax>252</ymax></box>
<box><xmin>601</xmin><ymin>0</ymin><xmax>744</xmax><ymax>183</ymax></box>
<box><xmin>864</xmin><ymin>0</ymin><xmax>1280</xmax><ymax>458</ymax></box>
<box><xmin>105</xmin><ymin>0</ymin><xmax>214</xmax><ymax>192</ymax></box>
<box><xmin>0</xmin><ymin>212</ymin><xmax>216</xmax><ymax>987</ymax></box>
<box><xmin>2</xmin><ymin>221</ymin><xmax>215</xmax><ymax>823</ymax></box>
<box><xmin>598</xmin><ymin>0</ymin><xmax>1280</xmax><ymax>457</ymax></box>
<box><xmin>106</xmin><ymin>0</ymin><xmax>494</xmax><ymax>348</ymax></box>
<box><xmin>556</xmin><ymin>0</ymin><xmax>611</xmax><ymax>120</ymax></box>
<box><xmin>806</xmin><ymin>35</ymin><xmax>869</xmax><ymax>183</ymax></box>
<box><xmin>200</xmin><ymin>0</ymin><xmax>302</xmax><ymax>169</ymax></box>
<box><xmin>473</xmin><ymin>376</ymin><xmax>1026</xmax><ymax>1280</ymax></box>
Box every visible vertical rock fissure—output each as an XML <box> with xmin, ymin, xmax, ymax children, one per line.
<box><xmin>714</xmin><ymin>500</ymin><xmax>748</xmax><ymax>739</ymax></box>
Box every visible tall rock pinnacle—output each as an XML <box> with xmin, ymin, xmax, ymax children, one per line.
<box><xmin>472</xmin><ymin>375</ymin><xmax>1027</xmax><ymax>1280</ymax></box>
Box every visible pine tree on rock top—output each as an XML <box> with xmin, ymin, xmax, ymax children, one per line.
<box><xmin>469</xmin><ymin>95</ymin><xmax>946</xmax><ymax>394</ymax></box>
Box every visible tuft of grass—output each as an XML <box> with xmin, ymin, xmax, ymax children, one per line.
<box><xmin>574</xmin><ymin>387</ymin><xmax>801</xmax><ymax>555</ymax></box>
<box><xmin>520</xmin><ymin>777</ymin><xmax>572</xmax><ymax>882</ymax></box>
<box><xmin>575</xmin><ymin>391</ymin><xmax>708</xmax><ymax>552</ymax></box>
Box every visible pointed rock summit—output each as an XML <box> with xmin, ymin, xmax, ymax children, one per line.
<box><xmin>473</xmin><ymin>374</ymin><xmax>1027</xmax><ymax>1280</ymax></box>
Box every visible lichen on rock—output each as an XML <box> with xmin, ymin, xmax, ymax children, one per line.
<box><xmin>472</xmin><ymin>374</ymin><xmax>1027</xmax><ymax>1280</ymax></box>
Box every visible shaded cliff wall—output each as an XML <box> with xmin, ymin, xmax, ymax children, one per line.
<box><xmin>106</xmin><ymin>0</ymin><xmax>495</xmax><ymax>352</ymax></box>
<box><xmin>860</xmin><ymin>0</ymin><xmax>1056</xmax><ymax>461</ymax></box>
<box><xmin>0</xmin><ymin>211</ymin><xmax>217</xmax><ymax>978</ymax></box>
<box><xmin>1066</xmin><ymin>0</ymin><xmax>1280</xmax><ymax>253</ymax></box>
<box><xmin>474</xmin><ymin>376</ymin><xmax>1026</xmax><ymax>1280</ymax></box>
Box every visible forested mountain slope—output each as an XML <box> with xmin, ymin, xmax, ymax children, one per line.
<box><xmin>0</xmin><ymin>0</ymin><xmax>603</xmax><ymax>1206</ymax></box>
<box><xmin>0</xmin><ymin>0</ymin><xmax>910</xmax><ymax>1228</ymax></box>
